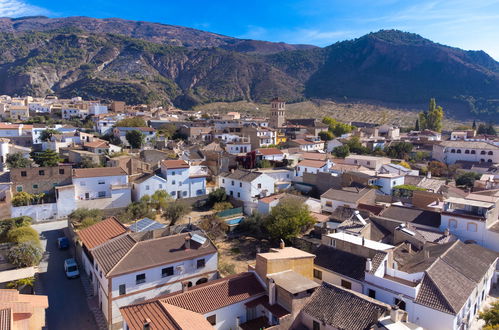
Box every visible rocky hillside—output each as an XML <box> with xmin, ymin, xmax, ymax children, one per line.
<box><xmin>0</xmin><ymin>17</ymin><xmax>498</xmax><ymax>121</ymax></box>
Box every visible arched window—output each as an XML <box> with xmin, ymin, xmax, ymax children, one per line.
<box><xmin>451</xmin><ymin>149</ymin><xmax>456</xmax><ymax>153</ymax></box>
<box><xmin>465</xmin><ymin>150</ymin><xmax>470</xmax><ymax>154</ymax></box>
<box><xmin>488</xmin><ymin>151</ymin><xmax>493</xmax><ymax>155</ymax></box>
<box><xmin>456</xmin><ymin>149</ymin><xmax>461</xmax><ymax>154</ymax></box>
<box><xmin>481</xmin><ymin>151</ymin><xmax>486</xmax><ymax>155</ymax></box>
<box><xmin>471</xmin><ymin>150</ymin><xmax>476</xmax><ymax>154</ymax></box>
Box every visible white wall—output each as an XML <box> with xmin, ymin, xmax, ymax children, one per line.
<box><xmin>203</xmin><ymin>295</ymin><xmax>265</xmax><ymax>330</ymax></box>
<box><xmin>320</xmin><ymin>197</ymin><xmax>356</xmax><ymax>213</ymax></box>
<box><xmin>74</xmin><ymin>175</ymin><xmax>128</xmax><ymax>200</ymax></box>
<box><xmin>440</xmin><ymin>214</ymin><xmax>487</xmax><ymax>246</ymax></box>
<box><xmin>132</xmin><ymin>175</ymin><xmax>167</xmax><ymax>201</ymax></box>
<box><xmin>315</xmin><ymin>266</ymin><xmax>363</xmax><ymax>293</ymax></box>
<box><xmin>11</xmin><ymin>203</ymin><xmax>58</xmax><ymax>222</ymax></box>
<box><xmin>220</xmin><ymin>173</ymin><xmax>275</xmax><ymax>203</ymax></box>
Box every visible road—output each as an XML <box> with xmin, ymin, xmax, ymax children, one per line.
<box><xmin>33</xmin><ymin>221</ymin><xmax>98</xmax><ymax>330</ymax></box>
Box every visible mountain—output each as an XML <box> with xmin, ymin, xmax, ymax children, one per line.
<box><xmin>0</xmin><ymin>16</ymin><xmax>497</xmax><ymax>121</ymax></box>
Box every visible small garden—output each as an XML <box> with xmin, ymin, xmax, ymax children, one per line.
<box><xmin>0</xmin><ymin>216</ymin><xmax>43</xmax><ymax>269</ymax></box>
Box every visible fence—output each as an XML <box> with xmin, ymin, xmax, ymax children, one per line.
<box><xmin>11</xmin><ymin>203</ymin><xmax>58</xmax><ymax>222</ymax></box>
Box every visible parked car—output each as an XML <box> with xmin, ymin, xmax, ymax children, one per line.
<box><xmin>57</xmin><ymin>237</ymin><xmax>69</xmax><ymax>250</ymax></box>
<box><xmin>64</xmin><ymin>258</ymin><xmax>80</xmax><ymax>279</ymax></box>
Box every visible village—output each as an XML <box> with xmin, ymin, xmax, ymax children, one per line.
<box><xmin>0</xmin><ymin>94</ymin><xmax>497</xmax><ymax>330</ymax></box>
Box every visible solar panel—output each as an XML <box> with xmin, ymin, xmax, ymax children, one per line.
<box><xmin>130</xmin><ymin>217</ymin><xmax>166</xmax><ymax>232</ymax></box>
<box><xmin>191</xmin><ymin>234</ymin><xmax>207</xmax><ymax>245</ymax></box>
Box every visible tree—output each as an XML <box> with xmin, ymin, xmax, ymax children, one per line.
<box><xmin>68</xmin><ymin>208</ymin><xmax>103</xmax><ymax>227</ymax></box>
<box><xmin>158</xmin><ymin>124</ymin><xmax>178</xmax><ymax>139</ymax></box>
<box><xmin>418</xmin><ymin>98</ymin><xmax>444</xmax><ymax>132</ymax></box>
<box><xmin>208</xmin><ymin>188</ymin><xmax>227</xmax><ymax>206</ymax></box>
<box><xmin>256</xmin><ymin>159</ymin><xmax>272</xmax><ymax>168</ymax></box>
<box><xmin>8</xmin><ymin>242</ymin><xmax>43</xmax><ymax>268</ymax></box>
<box><xmin>428</xmin><ymin>161</ymin><xmax>448</xmax><ymax>177</ymax></box>
<box><xmin>115</xmin><ymin>117</ymin><xmax>147</xmax><ymax>127</ymax></box>
<box><xmin>332</xmin><ymin>145</ymin><xmax>350</xmax><ymax>158</ymax></box>
<box><xmin>318</xmin><ymin>131</ymin><xmax>333</xmax><ymax>141</ymax></box>
<box><xmin>126</xmin><ymin>130</ymin><xmax>145</xmax><ymax>149</ymax></box>
<box><xmin>477</xmin><ymin>123</ymin><xmax>497</xmax><ymax>136</ymax></box>
<box><xmin>12</xmin><ymin>192</ymin><xmax>33</xmax><ymax>207</ymax></box>
<box><xmin>198</xmin><ymin>214</ymin><xmax>228</xmax><ymax>240</ymax></box>
<box><xmin>150</xmin><ymin>190</ymin><xmax>172</xmax><ymax>212</ymax></box>
<box><xmin>414</xmin><ymin>118</ymin><xmax>420</xmax><ymax>131</ymax></box>
<box><xmin>479</xmin><ymin>301</ymin><xmax>499</xmax><ymax>329</ymax></box>
<box><xmin>164</xmin><ymin>201</ymin><xmax>190</xmax><ymax>226</ymax></box>
<box><xmin>455</xmin><ymin>172</ymin><xmax>481</xmax><ymax>188</ymax></box>
<box><xmin>31</xmin><ymin>149</ymin><xmax>61</xmax><ymax>167</ymax></box>
<box><xmin>7</xmin><ymin>227</ymin><xmax>40</xmax><ymax>245</ymax></box>
<box><xmin>120</xmin><ymin>200</ymin><xmax>155</xmax><ymax>223</ymax></box>
<box><xmin>7</xmin><ymin>276</ymin><xmax>35</xmax><ymax>291</ymax></box>
<box><xmin>322</xmin><ymin>117</ymin><xmax>353</xmax><ymax>137</ymax></box>
<box><xmin>39</xmin><ymin>129</ymin><xmax>58</xmax><ymax>142</ymax></box>
<box><xmin>346</xmin><ymin>136</ymin><xmax>369</xmax><ymax>154</ymax></box>
<box><xmin>6</xmin><ymin>153</ymin><xmax>32</xmax><ymax>168</ymax></box>
<box><xmin>0</xmin><ymin>217</ymin><xmax>32</xmax><ymax>242</ymax></box>
<box><xmin>472</xmin><ymin>120</ymin><xmax>477</xmax><ymax>130</ymax></box>
<box><xmin>264</xmin><ymin>197</ymin><xmax>315</xmax><ymax>242</ymax></box>
<box><xmin>384</xmin><ymin>142</ymin><xmax>413</xmax><ymax>159</ymax></box>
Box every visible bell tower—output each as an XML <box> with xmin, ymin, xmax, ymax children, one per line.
<box><xmin>269</xmin><ymin>97</ymin><xmax>286</xmax><ymax>128</ymax></box>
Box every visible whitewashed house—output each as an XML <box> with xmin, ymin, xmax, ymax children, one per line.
<box><xmin>255</xmin><ymin>148</ymin><xmax>284</xmax><ymax>161</ymax></box>
<box><xmin>344</xmin><ymin>155</ymin><xmax>391</xmax><ymax>170</ymax></box>
<box><xmin>219</xmin><ymin>169</ymin><xmax>275</xmax><ymax>203</ymax></box>
<box><xmin>432</xmin><ymin>141</ymin><xmax>499</xmax><ymax>165</ymax></box>
<box><xmin>131</xmin><ymin>173</ymin><xmax>168</xmax><ymax>201</ymax></box>
<box><xmin>373</xmin><ymin>173</ymin><xmax>405</xmax><ymax>195</ymax></box>
<box><xmin>295</xmin><ymin>159</ymin><xmax>332</xmax><ymax>177</ymax></box>
<box><xmin>289</xmin><ymin>139</ymin><xmax>325</xmax><ymax>152</ymax></box>
<box><xmin>113</xmin><ymin>127</ymin><xmax>157</xmax><ymax>146</ymax></box>
<box><xmin>160</xmin><ymin>159</ymin><xmax>208</xmax><ymax>199</ymax></box>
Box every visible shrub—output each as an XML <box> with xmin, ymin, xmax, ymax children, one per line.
<box><xmin>455</xmin><ymin>172</ymin><xmax>481</xmax><ymax>188</ymax></box>
<box><xmin>7</xmin><ymin>227</ymin><xmax>40</xmax><ymax>245</ymax></box>
<box><xmin>218</xmin><ymin>261</ymin><xmax>236</xmax><ymax>276</ymax></box>
<box><xmin>80</xmin><ymin>217</ymin><xmax>99</xmax><ymax>229</ymax></box>
<box><xmin>0</xmin><ymin>217</ymin><xmax>32</xmax><ymax>242</ymax></box>
<box><xmin>213</xmin><ymin>202</ymin><xmax>233</xmax><ymax>212</ymax></box>
<box><xmin>208</xmin><ymin>188</ymin><xmax>227</xmax><ymax>206</ymax></box>
<box><xmin>8</xmin><ymin>242</ymin><xmax>43</xmax><ymax>267</ymax></box>
<box><xmin>69</xmin><ymin>208</ymin><xmax>103</xmax><ymax>225</ymax></box>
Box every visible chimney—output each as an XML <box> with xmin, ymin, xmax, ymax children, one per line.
<box><xmin>279</xmin><ymin>239</ymin><xmax>285</xmax><ymax>249</ymax></box>
<box><xmin>390</xmin><ymin>306</ymin><xmax>403</xmax><ymax>323</ymax></box>
<box><xmin>268</xmin><ymin>279</ymin><xmax>276</xmax><ymax>305</ymax></box>
<box><xmin>143</xmin><ymin>318</ymin><xmax>151</xmax><ymax>330</ymax></box>
<box><xmin>181</xmin><ymin>281</ymin><xmax>189</xmax><ymax>293</ymax></box>
<box><xmin>231</xmin><ymin>168</ymin><xmax>235</xmax><ymax>173</ymax></box>
<box><xmin>424</xmin><ymin>249</ymin><xmax>430</xmax><ymax>259</ymax></box>
<box><xmin>444</xmin><ymin>228</ymin><xmax>450</xmax><ymax>236</ymax></box>
<box><xmin>184</xmin><ymin>236</ymin><xmax>191</xmax><ymax>250</ymax></box>
<box><xmin>427</xmin><ymin>171</ymin><xmax>431</xmax><ymax>179</ymax></box>
<box><xmin>365</xmin><ymin>258</ymin><xmax>372</xmax><ymax>272</ymax></box>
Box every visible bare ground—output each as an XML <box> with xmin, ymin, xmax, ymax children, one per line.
<box><xmin>216</xmin><ymin>236</ymin><xmax>270</xmax><ymax>275</ymax></box>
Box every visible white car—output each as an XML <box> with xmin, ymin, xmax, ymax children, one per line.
<box><xmin>64</xmin><ymin>258</ymin><xmax>80</xmax><ymax>279</ymax></box>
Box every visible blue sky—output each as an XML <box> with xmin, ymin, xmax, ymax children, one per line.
<box><xmin>1</xmin><ymin>0</ymin><xmax>499</xmax><ymax>59</ymax></box>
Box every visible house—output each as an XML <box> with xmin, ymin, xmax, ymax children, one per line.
<box><xmin>320</xmin><ymin>187</ymin><xmax>375</xmax><ymax>213</ymax></box>
<box><xmin>225</xmin><ymin>138</ymin><xmax>251</xmax><ymax>155</ymax></box>
<box><xmin>85</xmin><ymin>230</ymin><xmax>218</xmax><ymax>328</ymax></box>
<box><xmin>257</xmin><ymin>193</ymin><xmax>306</xmax><ymax>215</ymax></box>
<box><xmin>407</xmin><ymin>129</ymin><xmax>442</xmax><ymax>141</ymax></box>
<box><xmin>219</xmin><ymin>169</ymin><xmax>275</xmax><ymax>203</ymax></box>
<box><xmin>255</xmin><ymin>148</ymin><xmax>284</xmax><ymax>161</ymax></box>
<box><xmin>295</xmin><ymin>159</ymin><xmax>332</xmax><ymax>177</ymax></box>
<box><xmin>113</xmin><ymin>127</ymin><xmax>157</xmax><ymax>146</ymax></box>
<box><xmin>379</xmin><ymin>163</ymin><xmax>419</xmax><ymax>176</ymax></box>
<box><xmin>450</xmin><ymin>130</ymin><xmax>475</xmax><ymax>141</ymax></box>
<box><xmin>72</xmin><ymin>167</ymin><xmax>131</xmax><ymax>209</ymax></box>
<box><xmin>160</xmin><ymin>159</ymin><xmax>208</xmax><ymax>199</ymax></box>
<box><xmin>10</xmin><ymin>164</ymin><xmax>73</xmax><ymax>196</ymax></box>
<box><xmin>288</xmin><ymin>139</ymin><xmax>324</xmax><ymax>152</ymax></box>
<box><xmin>62</xmin><ymin>107</ymin><xmax>87</xmax><ymax>119</ymax></box>
<box><xmin>241</xmin><ymin>126</ymin><xmax>277</xmax><ymax>149</ymax></box>
<box><xmin>131</xmin><ymin>172</ymin><xmax>168</xmax><ymax>201</ymax></box>
<box><xmin>0</xmin><ymin>289</ymin><xmax>49</xmax><ymax>329</ymax></box>
<box><xmin>9</xmin><ymin>105</ymin><xmax>29</xmax><ymax>121</ymax></box>
<box><xmin>432</xmin><ymin>140</ymin><xmax>499</xmax><ymax>164</ymax></box>
<box><xmin>344</xmin><ymin>155</ymin><xmax>391</xmax><ymax>170</ymax></box>
<box><xmin>373</xmin><ymin>172</ymin><xmax>405</xmax><ymax>195</ymax></box>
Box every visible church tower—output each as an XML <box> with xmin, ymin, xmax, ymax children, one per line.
<box><xmin>269</xmin><ymin>97</ymin><xmax>286</xmax><ymax>128</ymax></box>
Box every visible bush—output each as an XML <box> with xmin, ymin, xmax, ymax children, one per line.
<box><xmin>455</xmin><ymin>172</ymin><xmax>481</xmax><ymax>188</ymax></box>
<box><xmin>218</xmin><ymin>261</ymin><xmax>236</xmax><ymax>276</ymax></box>
<box><xmin>164</xmin><ymin>201</ymin><xmax>190</xmax><ymax>226</ymax></box>
<box><xmin>8</xmin><ymin>242</ymin><xmax>43</xmax><ymax>268</ymax></box>
<box><xmin>7</xmin><ymin>227</ymin><xmax>40</xmax><ymax>245</ymax></box>
<box><xmin>208</xmin><ymin>188</ymin><xmax>227</xmax><ymax>206</ymax></box>
<box><xmin>238</xmin><ymin>213</ymin><xmax>266</xmax><ymax>237</ymax></box>
<box><xmin>332</xmin><ymin>144</ymin><xmax>350</xmax><ymax>158</ymax></box>
<box><xmin>80</xmin><ymin>217</ymin><xmax>99</xmax><ymax>229</ymax></box>
<box><xmin>69</xmin><ymin>208</ymin><xmax>103</xmax><ymax>226</ymax></box>
<box><xmin>213</xmin><ymin>202</ymin><xmax>233</xmax><ymax>212</ymax></box>
<box><xmin>0</xmin><ymin>217</ymin><xmax>32</xmax><ymax>242</ymax></box>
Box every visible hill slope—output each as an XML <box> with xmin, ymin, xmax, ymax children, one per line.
<box><xmin>0</xmin><ymin>18</ymin><xmax>497</xmax><ymax>121</ymax></box>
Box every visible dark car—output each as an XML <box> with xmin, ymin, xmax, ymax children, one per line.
<box><xmin>57</xmin><ymin>237</ymin><xmax>69</xmax><ymax>250</ymax></box>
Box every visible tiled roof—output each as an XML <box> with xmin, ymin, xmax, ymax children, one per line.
<box><xmin>302</xmin><ymin>282</ymin><xmax>389</xmax><ymax>330</ymax></box>
<box><xmin>161</xmin><ymin>272</ymin><xmax>265</xmax><ymax>314</ymax></box>
<box><xmin>84</xmin><ymin>139</ymin><xmax>109</xmax><ymax>148</ymax></box>
<box><xmin>221</xmin><ymin>169</ymin><xmax>262</xmax><ymax>182</ymax></box>
<box><xmin>297</xmin><ymin>159</ymin><xmax>327</xmax><ymax>168</ymax></box>
<box><xmin>77</xmin><ymin>217</ymin><xmax>128</xmax><ymax>249</ymax></box>
<box><xmin>380</xmin><ymin>205</ymin><xmax>441</xmax><ymax>228</ymax></box>
<box><xmin>72</xmin><ymin>167</ymin><xmax>127</xmax><ymax>178</ymax></box>
<box><xmin>161</xmin><ymin>159</ymin><xmax>190</xmax><ymax>169</ymax></box>
<box><xmin>321</xmin><ymin>187</ymin><xmax>371</xmax><ymax>203</ymax></box>
<box><xmin>313</xmin><ymin>245</ymin><xmax>366</xmax><ymax>280</ymax></box>
<box><xmin>91</xmin><ymin>234</ymin><xmax>137</xmax><ymax>274</ymax></box>
<box><xmin>439</xmin><ymin>140</ymin><xmax>499</xmax><ymax>149</ymax></box>
<box><xmin>256</xmin><ymin>148</ymin><xmax>283</xmax><ymax>156</ymax></box>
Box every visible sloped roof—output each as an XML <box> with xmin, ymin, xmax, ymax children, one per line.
<box><xmin>302</xmin><ymin>282</ymin><xmax>389</xmax><ymax>330</ymax></box>
<box><xmin>380</xmin><ymin>205</ymin><xmax>441</xmax><ymax>228</ymax></box>
<box><xmin>313</xmin><ymin>245</ymin><xmax>366</xmax><ymax>280</ymax></box>
<box><xmin>73</xmin><ymin>167</ymin><xmax>127</xmax><ymax>178</ymax></box>
<box><xmin>321</xmin><ymin>187</ymin><xmax>372</xmax><ymax>203</ymax></box>
<box><xmin>297</xmin><ymin>159</ymin><xmax>328</xmax><ymax>168</ymax></box>
<box><xmin>256</xmin><ymin>148</ymin><xmax>283</xmax><ymax>156</ymax></box>
<box><xmin>220</xmin><ymin>169</ymin><xmax>262</xmax><ymax>182</ymax></box>
<box><xmin>77</xmin><ymin>216</ymin><xmax>128</xmax><ymax>249</ymax></box>
<box><xmin>161</xmin><ymin>159</ymin><xmax>190</xmax><ymax>169</ymax></box>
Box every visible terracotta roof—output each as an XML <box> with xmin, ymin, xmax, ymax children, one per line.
<box><xmin>161</xmin><ymin>159</ymin><xmax>190</xmax><ymax>169</ymax></box>
<box><xmin>258</xmin><ymin>193</ymin><xmax>286</xmax><ymax>204</ymax></box>
<box><xmin>84</xmin><ymin>139</ymin><xmax>109</xmax><ymax>149</ymax></box>
<box><xmin>92</xmin><ymin>234</ymin><xmax>137</xmax><ymax>274</ymax></box>
<box><xmin>161</xmin><ymin>272</ymin><xmax>265</xmax><ymax>314</ymax></box>
<box><xmin>291</xmin><ymin>139</ymin><xmax>319</xmax><ymax>145</ymax></box>
<box><xmin>301</xmin><ymin>152</ymin><xmax>328</xmax><ymax>161</ymax></box>
<box><xmin>161</xmin><ymin>303</ymin><xmax>213</xmax><ymax>330</ymax></box>
<box><xmin>302</xmin><ymin>282</ymin><xmax>389</xmax><ymax>330</ymax></box>
<box><xmin>297</xmin><ymin>159</ymin><xmax>328</xmax><ymax>168</ymax></box>
<box><xmin>256</xmin><ymin>148</ymin><xmax>283</xmax><ymax>156</ymax></box>
<box><xmin>77</xmin><ymin>217</ymin><xmax>128</xmax><ymax>249</ymax></box>
<box><xmin>72</xmin><ymin>167</ymin><xmax>127</xmax><ymax>178</ymax></box>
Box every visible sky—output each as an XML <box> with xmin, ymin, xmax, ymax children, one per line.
<box><xmin>1</xmin><ymin>0</ymin><xmax>499</xmax><ymax>59</ymax></box>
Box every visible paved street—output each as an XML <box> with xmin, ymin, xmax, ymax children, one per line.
<box><xmin>33</xmin><ymin>221</ymin><xmax>98</xmax><ymax>330</ymax></box>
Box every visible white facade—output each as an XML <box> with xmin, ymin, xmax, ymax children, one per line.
<box><xmin>160</xmin><ymin>163</ymin><xmax>207</xmax><ymax>199</ymax></box>
<box><xmin>219</xmin><ymin>172</ymin><xmax>275</xmax><ymax>203</ymax></box>
<box><xmin>374</xmin><ymin>174</ymin><xmax>405</xmax><ymax>195</ymax></box>
<box><xmin>73</xmin><ymin>174</ymin><xmax>128</xmax><ymax>200</ymax></box>
<box><xmin>226</xmin><ymin>142</ymin><xmax>251</xmax><ymax>154</ymax></box>
<box><xmin>432</xmin><ymin>142</ymin><xmax>499</xmax><ymax>165</ymax></box>
<box><xmin>132</xmin><ymin>175</ymin><xmax>168</xmax><ymax>201</ymax></box>
<box><xmin>89</xmin><ymin>104</ymin><xmax>108</xmax><ymax>116</ymax></box>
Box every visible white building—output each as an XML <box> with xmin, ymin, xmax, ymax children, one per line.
<box><xmin>219</xmin><ymin>169</ymin><xmax>275</xmax><ymax>203</ymax></box>
<box><xmin>295</xmin><ymin>159</ymin><xmax>332</xmax><ymax>177</ymax></box>
<box><xmin>113</xmin><ymin>127</ymin><xmax>157</xmax><ymax>146</ymax></box>
<box><xmin>255</xmin><ymin>148</ymin><xmax>284</xmax><ymax>161</ymax></box>
<box><xmin>432</xmin><ymin>141</ymin><xmax>499</xmax><ymax>165</ymax></box>
<box><xmin>89</xmin><ymin>103</ymin><xmax>108</xmax><ymax>116</ymax></box>
<box><xmin>320</xmin><ymin>187</ymin><xmax>375</xmax><ymax>213</ymax></box>
<box><xmin>344</xmin><ymin>155</ymin><xmax>391</xmax><ymax>170</ymax></box>
<box><xmin>373</xmin><ymin>173</ymin><xmax>405</xmax><ymax>195</ymax></box>
<box><xmin>289</xmin><ymin>139</ymin><xmax>325</xmax><ymax>152</ymax></box>
<box><xmin>131</xmin><ymin>173</ymin><xmax>168</xmax><ymax>201</ymax></box>
<box><xmin>160</xmin><ymin>159</ymin><xmax>208</xmax><ymax>199</ymax></box>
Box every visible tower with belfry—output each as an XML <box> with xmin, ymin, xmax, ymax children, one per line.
<box><xmin>269</xmin><ymin>97</ymin><xmax>286</xmax><ymax>128</ymax></box>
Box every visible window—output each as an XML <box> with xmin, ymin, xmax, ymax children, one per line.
<box><xmin>119</xmin><ymin>284</ymin><xmax>126</xmax><ymax>295</ymax></box>
<box><xmin>145</xmin><ymin>185</ymin><xmax>150</xmax><ymax>191</ymax></box>
<box><xmin>237</xmin><ymin>192</ymin><xmax>240</xmax><ymax>198</ymax></box>
<box><xmin>20</xmin><ymin>171</ymin><xmax>27</xmax><ymax>177</ymax></box>
<box><xmin>451</xmin><ymin>149</ymin><xmax>456</xmax><ymax>153</ymax></box>
<box><xmin>368</xmin><ymin>289</ymin><xmax>376</xmax><ymax>298</ymax></box>
<box><xmin>162</xmin><ymin>267</ymin><xmax>174</xmax><ymax>277</ymax></box>
<box><xmin>172</xmin><ymin>180</ymin><xmax>176</xmax><ymax>185</ymax></box>
<box><xmin>257</xmin><ymin>183</ymin><xmax>262</xmax><ymax>189</ymax></box>
<box><xmin>239</xmin><ymin>182</ymin><xmax>242</xmax><ymax>188</ymax></box>
<box><xmin>465</xmin><ymin>150</ymin><xmax>470</xmax><ymax>154</ymax></box>
<box><xmin>481</xmin><ymin>151</ymin><xmax>486</xmax><ymax>155</ymax></box>
<box><xmin>136</xmin><ymin>273</ymin><xmax>146</xmax><ymax>284</ymax></box>
<box><xmin>98</xmin><ymin>180</ymin><xmax>105</xmax><ymax>185</ymax></box>
<box><xmin>16</xmin><ymin>185</ymin><xmax>22</xmax><ymax>192</ymax></box>
<box><xmin>172</xmin><ymin>171</ymin><xmax>176</xmax><ymax>176</ymax></box>
<box><xmin>488</xmin><ymin>151</ymin><xmax>493</xmax><ymax>155</ymax></box>
<box><xmin>80</xmin><ymin>181</ymin><xmax>86</xmax><ymax>186</ymax></box>
<box><xmin>179</xmin><ymin>182</ymin><xmax>182</xmax><ymax>186</ymax></box>
<box><xmin>449</xmin><ymin>219</ymin><xmax>457</xmax><ymax>229</ymax></box>
<box><xmin>467</xmin><ymin>223</ymin><xmax>477</xmax><ymax>232</ymax></box>
<box><xmin>313</xmin><ymin>269</ymin><xmax>322</xmax><ymax>280</ymax></box>
<box><xmin>171</xmin><ymin>192</ymin><xmax>176</xmax><ymax>196</ymax></box>
<box><xmin>207</xmin><ymin>315</ymin><xmax>216</xmax><ymax>326</ymax></box>
<box><xmin>457</xmin><ymin>149</ymin><xmax>462</xmax><ymax>154</ymax></box>
<box><xmin>39</xmin><ymin>170</ymin><xmax>45</xmax><ymax>176</ymax></box>
<box><xmin>59</xmin><ymin>169</ymin><xmax>65</xmax><ymax>175</ymax></box>
<box><xmin>32</xmin><ymin>184</ymin><xmax>38</xmax><ymax>189</ymax></box>
<box><xmin>197</xmin><ymin>259</ymin><xmax>205</xmax><ymax>269</ymax></box>
<box><xmin>159</xmin><ymin>184</ymin><xmax>162</xmax><ymax>189</ymax></box>
<box><xmin>394</xmin><ymin>298</ymin><xmax>406</xmax><ymax>311</ymax></box>
<box><xmin>325</xmin><ymin>201</ymin><xmax>332</xmax><ymax>207</ymax></box>
<box><xmin>182</xmin><ymin>191</ymin><xmax>187</xmax><ymax>197</ymax></box>
<box><xmin>230</xmin><ymin>190</ymin><xmax>233</xmax><ymax>196</ymax></box>
<box><xmin>471</xmin><ymin>150</ymin><xmax>476</xmax><ymax>154</ymax></box>
<box><xmin>231</xmin><ymin>180</ymin><xmax>234</xmax><ymax>186</ymax></box>
<box><xmin>313</xmin><ymin>320</ymin><xmax>320</xmax><ymax>330</ymax></box>
<box><xmin>341</xmin><ymin>280</ymin><xmax>351</xmax><ymax>290</ymax></box>
<box><xmin>222</xmin><ymin>179</ymin><xmax>225</xmax><ymax>184</ymax></box>
<box><xmin>98</xmin><ymin>191</ymin><xmax>106</xmax><ymax>198</ymax></box>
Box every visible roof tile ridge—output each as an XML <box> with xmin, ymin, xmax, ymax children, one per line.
<box><xmin>421</xmin><ymin>271</ymin><xmax>456</xmax><ymax>314</ymax></box>
<box><xmin>105</xmin><ymin>234</ymin><xmax>138</xmax><ymax>276</ymax></box>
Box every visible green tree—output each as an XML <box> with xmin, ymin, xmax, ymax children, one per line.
<box><xmin>158</xmin><ymin>123</ymin><xmax>178</xmax><ymax>139</ymax></box>
<box><xmin>332</xmin><ymin>144</ymin><xmax>350</xmax><ymax>158</ymax></box>
<box><xmin>346</xmin><ymin>136</ymin><xmax>369</xmax><ymax>154</ymax></box>
<box><xmin>12</xmin><ymin>192</ymin><xmax>33</xmax><ymax>207</ymax></box>
<box><xmin>7</xmin><ymin>227</ymin><xmax>40</xmax><ymax>245</ymax></box>
<box><xmin>428</xmin><ymin>161</ymin><xmax>448</xmax><ymax>177</ymax></box>
<box><xmin>208</xmin><ymin>188</ymin><xmax>227</xmax><ymax>206</ymax></box>
<box><xmin>455</xmin><ymin>172</ymin><xmax>481</xmax><ymax>188</ymax></box>
<box><xmin>418</xmin><ymin>98</ymin><xmax>444</xmax><ymax>132</ymax></box>
<box><xmin>322</xmin><ymin>117</ymin><xmax>353</xmax><ymax>137</ymax></box>
<box><xmin>121</xmin><ymin>200</ymin><xmax>155</xmax><ymax>223</ymax></box>
<box><xmin>8</xmin><ymin>242</ymin><xmax>43</xmax><ymax>267</ymax></box>
<box><xmin>68</xmin><ymin>208</ymin><xmax>103</xmax><ymax>227</ymax></box>
<box><xmin>477</xmin><ymin>123</ymin><xmax>497</xmax><ymax>136</ymax></box>
<box><xmin>0</xmin><ymin>217</ymin><xmax>32</xmax><ymax>242</ymax></box>
<box><xmin>39</xmin><ymin>129</ymin><xmax>59</xmax><ymax>142</ymax></box>
<box><xmin>318</xmin><ymin>131</ymin><xmax>333</xmax><ymax>141</ymax></box>
<box><xmin>7</xmin><ymin>276</ymin><xmax>35</xmax><ymax>291</ymax></box>
<box><xmin>6</xmin><ymin>153</ymin><xmax>32</xmax><ymax>168</ymax></box>
<box><xmin>164</xmin><ymin>201</ymin><xmax>190</xmax><ymax>226</ymax></box>
<box><xmin>414</xmin><ymin>118</ymin><xmax>420</xmax><ymax>131</ymax></box>
<box><xmin>479</xmin><ymin>301</ymin><xmax>499</xmax><ymax>329</ymax></box>
<box><xmin>384</xmin><ymin>142</ymin><xmax>413</xmax><ymax>159</ymax></box>
<box><xmin>115</xmin><ymin>117</ymin><xmax>147</xmax><ymax>127</ymax></box>
<box><xmin>472</xmin><ymin>120</ymin><xmax>477</xmax><ymax>130</ymax></box>
<box><xmin>264</xmin><ymin>197</ymin><xmax>315</xmax><ymax>242</ymax></box>
<box><xmin>256</xmin><ymin>159</ymin><xmax>272</xmax><ymax>168</ymax></box>
<box><xmin>31</xmin><ymin>149</ymin><xmax>61</xmax><ymax>167</ymax></box>
<box><xmin>126</xmin><ymin>130</ymin><xmax>145</xmax><ymax>149</ymax></box>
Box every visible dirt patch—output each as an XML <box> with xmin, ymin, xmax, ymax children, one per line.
<box><xmin>216</xmin><ymin>236</ymin><xmax>270</xmax><ymax>275</ymax></box>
